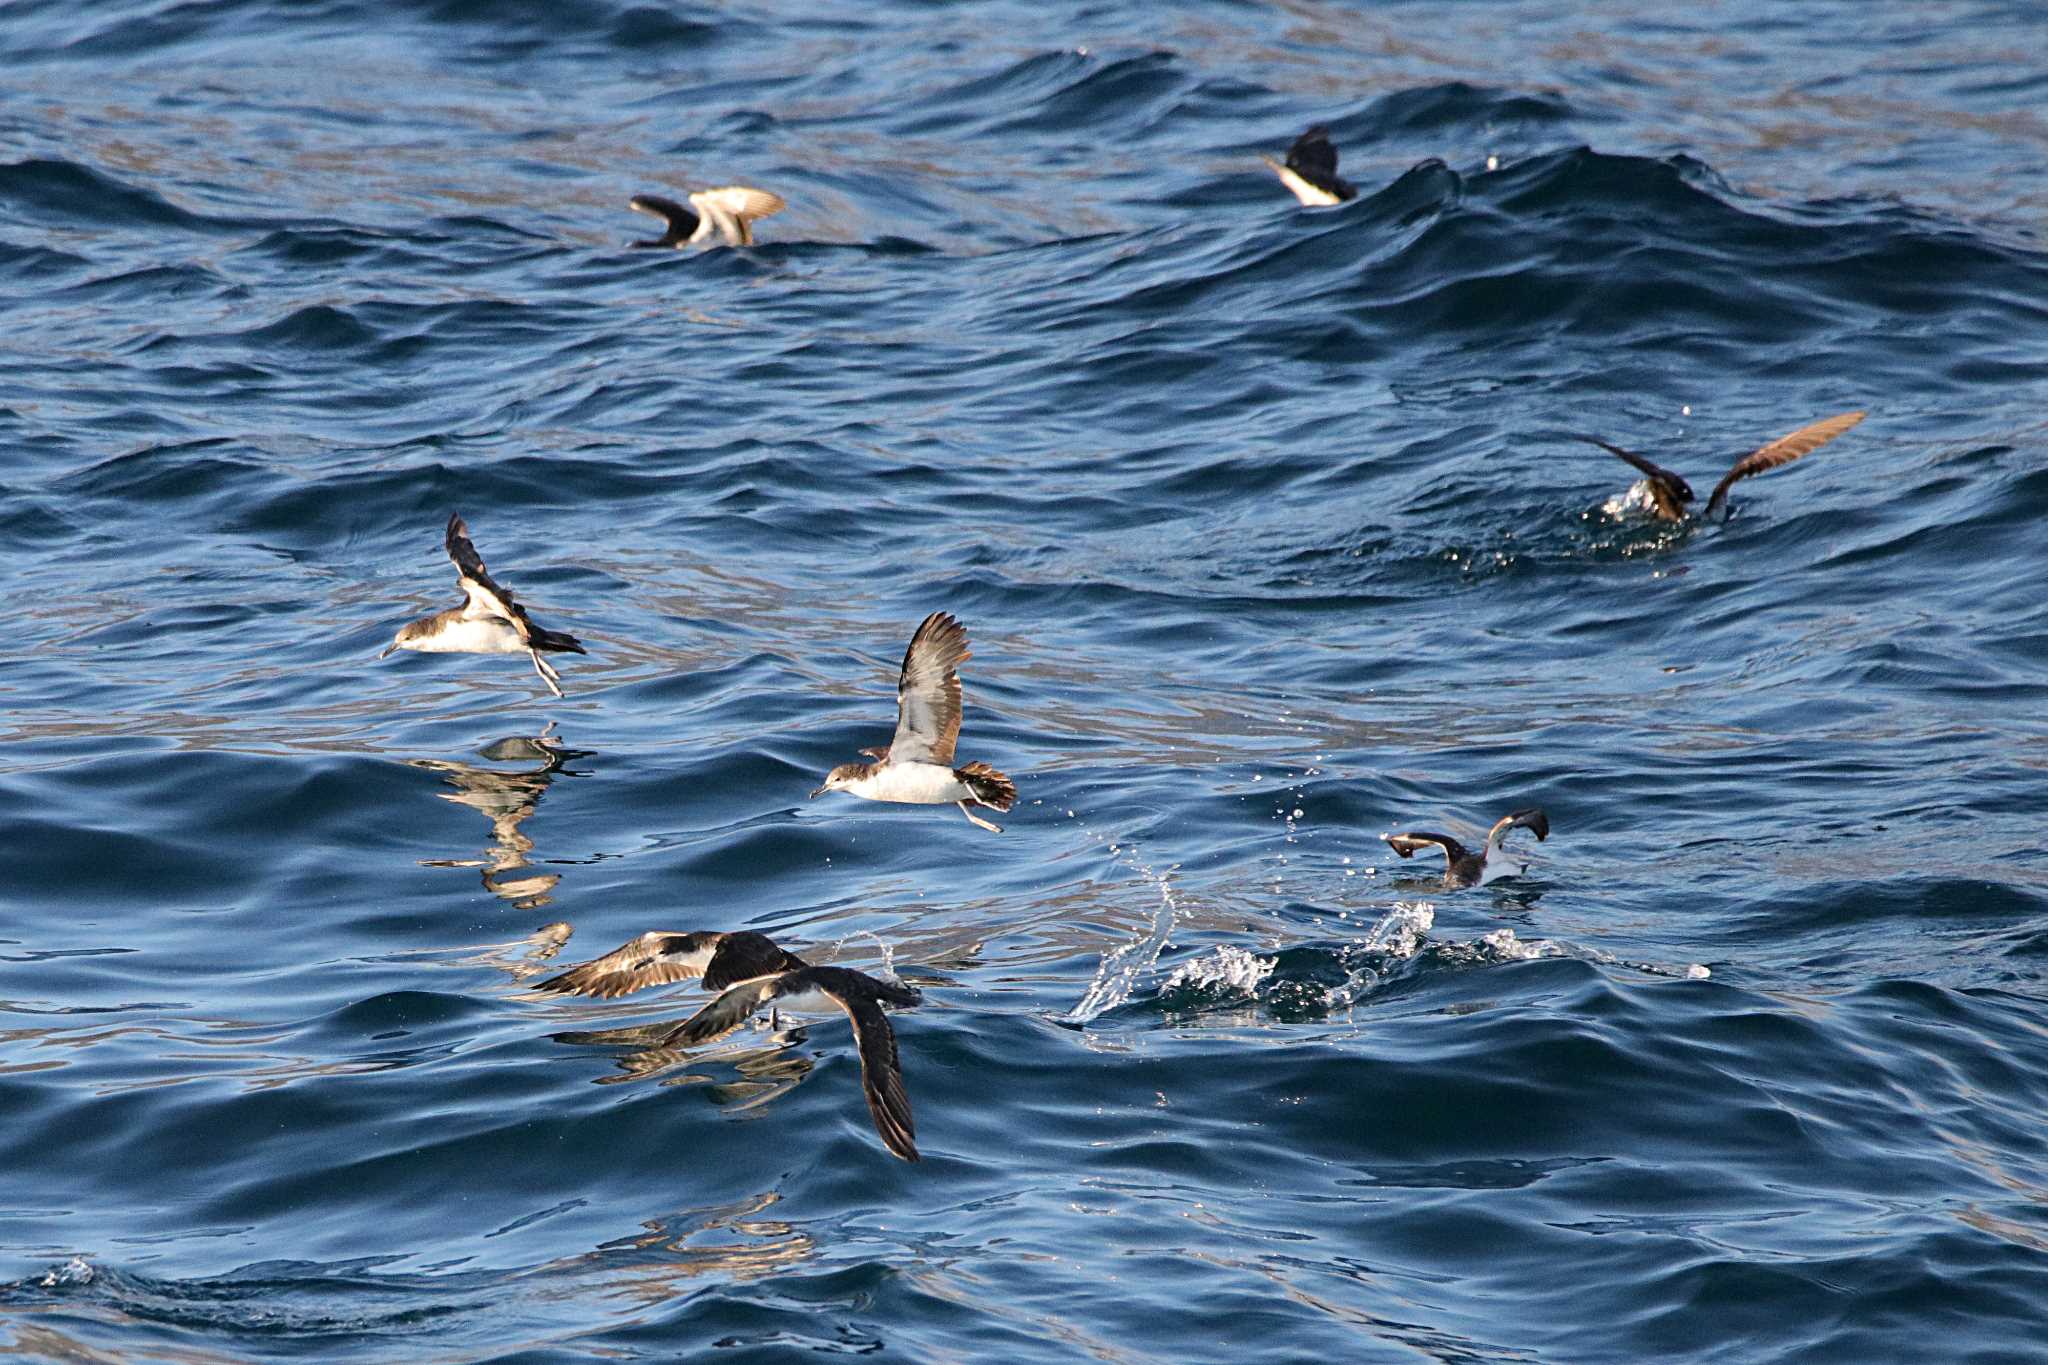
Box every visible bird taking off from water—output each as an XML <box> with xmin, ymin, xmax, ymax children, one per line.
<box><xmin>627</xmin><ymin>187</ymin><xmax>785</xmax><ymax>248</ymax></box>
<box><xmin>1574</xmin><ymin>411</ymin><xmax>1866</xmax><ymax>521</ymax></box>
<box><xmin>1384</xmin><ymin>809</ymin><xmax>1550</xmax><ymax>887</ymax></box>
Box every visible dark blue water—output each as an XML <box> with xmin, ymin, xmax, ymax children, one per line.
<box><xmin>5</xmin><ymin>1</ymin><xmax>2048</xmax><ymax>1358</ymax></box>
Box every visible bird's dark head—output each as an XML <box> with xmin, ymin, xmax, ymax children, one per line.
<box><xmin>1652</xmin><ymin>474</ymin><xmax>1696</xmax><ymax>519</ymax></box>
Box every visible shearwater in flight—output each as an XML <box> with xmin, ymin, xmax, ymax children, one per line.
<box><xmin>810</xmin><ymin>611</ymin><xmax>1017</xmax><ymax>833</ymax></box>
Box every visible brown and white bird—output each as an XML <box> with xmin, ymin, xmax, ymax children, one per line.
<box><xmin>1575</xmin><ymin>410</ymin><xmax>1866</xmax><ymax>521</ymax></box>
<box><xmin>536</xmin><ymin>929</ymin><xmax>922</xmax><ymax>1162</ymax></box>
<box><xmin>1383</xmin><ymin>809</ymin><xmax>1550</xmax><ymax>887</ymax></box>
<box><xmin>627</xmin><ymin>187</ymin><xmax>785</xmax><ymax>248</ymax></box>
<box><xmin>381</xmin><ymin>513</ymin><xmax>586</xmax><ymax>698</ymax></box>
<box><xmin>810</xmin><ymin>611</ymin><xmax>1017</xmax><ymax>833</ymax></box>
<box><xmin>1263</xmin><ymin>125</ymin><xmax>1358</xmax><ymax>207</ymax></box>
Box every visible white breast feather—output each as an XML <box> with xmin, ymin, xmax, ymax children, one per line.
<box><xmin>410</xmin><ymin>618</ymin><xmax>528</xmax><ymax>654</ymax></box>
<box><xmin>847</xmin><ymin>762</ymin><xmax>968</xmax><ymax>805</ymax></box>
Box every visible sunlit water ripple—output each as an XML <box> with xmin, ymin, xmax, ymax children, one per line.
<box><xmin>3</xmin><ymin>0</ymin><xmax>2047</xmax><ymax>1359</ymax></box>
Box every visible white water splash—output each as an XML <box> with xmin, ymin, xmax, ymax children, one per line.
<box><xmin>1361</xmin><ymin>901</ymin><xmax>1434</xmax><ymax>956</ymax></box>
<box><xmin>1326</xmin><ymin>901</ymin><xmax>1436</xmax><ymax>1008</ymax></box>
<box><xmin>833</xmin><ymin>928</ymin><xmax>901</xmax><ymax>981</ymax></box>
<box><xmin>1064</xmin><ymin>863</ymin><xmax>1181</xmax><ymax>1025</ymax></box>
<box><xmin>1603</xmin><ymin>481</ymin><xmax>1658</xmax><ymax>518</ymax></box>
<box><xmin>1161</xmin><ymin>945</ymin><xmax>1276</xmax><ymax>996</ymax></box>
<box><xmin>1478</xmin><ymin>927</ymin><xmax>1563</xmax><ymax>962</ymax></box>
<box><xmin>36</xmin><ymin>1257</ymin><xmax>94</xmax><ymax>1289</ymax></box>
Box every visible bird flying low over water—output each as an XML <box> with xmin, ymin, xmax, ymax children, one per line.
<box><xmin>1264</xmin><ymin>125</ymin><xmax>1358</xmax><ymax>206</ymax></box>
<box><xmin>627</xmin><ymin>187</ymin><xmax>786</xmax><ymax>248</ymax></box>
<box><xmin>536</xmin><ymin>929</ymin><xmax>923</xmax><ymax>1162</ymax></box>
<box><xmin>1383</xmin><ymin>809</ymin><xmax>1550</xmax><ymax>887</ymax></box>
<box><xmin>811</xmin><ymin>611</ymin><xmax>1017</xmax><ymax>833</ymax></box>
<box><xmin>1574</xmin><ymin>410</ymin><xmax>1867</xmax><ymax>522</ymax></box>
<box><xmin>381</xmin><ymin>513</ymin><xmax>586</xmax><ymax>698</ymax></box>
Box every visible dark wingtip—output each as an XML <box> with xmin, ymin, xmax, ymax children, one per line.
<box><xmin>1513</xmin><ymin>808</ymin><xmax>1550</xmax><ymax>842</ymax></box>
<box><xmin>1566</xmin><ymin>433</ymin><xmax>1630</xmax><ymax>457</ymax></box>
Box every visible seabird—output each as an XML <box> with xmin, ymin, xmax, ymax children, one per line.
<box><xmin>1263</xmin><ymin>125</ymin><xmax>1358</xmax><ymax>207</ymax></box>
<box><xmin>1383</xmin><ymin>809</ymin><xmax>1550</xmax><ymax>887</ymax></box>
<box><xmin>381</xmin><ymin>513</ymin><xmax>586</xmax><ymax>698</ymax></box>
<box><xmin>809</xmin><ymin>611</ymin><xmax>1017</xmax><ymax>833</ymax></box>
<box><xmin>1575</xmin><ymin>410</ymin><xmax>1866</xmax><ymax>522</ymax></box>
<box><xmin>537</xmin><ymin>930</ymin><xmax>922</xmax><ymax>1162</ymax></box>
<box><xmin>627</xmin><ymin>187</ymin><xmax>786</xmax><ymax>248</ymax></box>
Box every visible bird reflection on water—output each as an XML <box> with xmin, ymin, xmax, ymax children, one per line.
<box><xmin>410</xmin><ymin>723</ymin><xmax>592</xmax><ymax>911</ymax></box>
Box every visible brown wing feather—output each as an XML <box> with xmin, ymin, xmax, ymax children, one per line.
<box><xmin>534</xmin><ymin>931</ymin><xmax>719</xmax><ymax>999</ymax></box>
<box><xmin>890</xmin><ymin>611</ymin><xmax>969</xmax><ymax>766</ymax></box>
<box><xmin>1705</xmin><ymin>410</ymin><xmax>1865</xmax><ymax>517</ymax></box>
<box><xmin>840</xmin><ymin>988</ymin><xmax>918</xmax><ymax>1162</ymax></box>
<box><xmin>692</xmin><ymin>186</ymin><xmax>785</xmax><ymax>223</ymax></box>
<box><xmin>792</xmin><ymin>966</ymin><xmax>918</xmax><ymax>1163</ymax></box>
<box><xmin>660</xmin><ymin>978</ymin><xmax>781</xmax><ymax>1049</ymax></box>
<box><xmin>1382</xmin><ymin>831</ymin><xmax>1468</xmax><ymax>875</ymax></box>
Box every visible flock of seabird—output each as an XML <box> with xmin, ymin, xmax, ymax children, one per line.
<box><xmin>379</xmin><ymin>127</ymin><xmax>1868</xmax><ymax>1163</ymax></box>
<box><xmin>386</xmin><ymin>534</ymin><xmax>1013</xmax><ymax>1160</ymax></box>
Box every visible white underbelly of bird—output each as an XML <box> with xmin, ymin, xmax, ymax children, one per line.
<box><xmin>1477</xmin><ymin>854</ymin><xmax>1529</xmax><ymax>885</ymax></box>
<box><xmin>768</xmin><ymin>984</ymin><xmax>845</xmax><ymax>1015</ymax></box>
<box><xmin>841</xmin><ymin>762</ymin><xmax>971</xmax><ymax>805</ymax></box>
<box><xmin>409</xmin><ymin>618</ymin><xmax>529</xmax><ymax>654</ymax></box>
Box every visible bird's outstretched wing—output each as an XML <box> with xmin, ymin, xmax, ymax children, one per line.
<box><xmin>445</xmin><ymin>513</ymin><xmax>535</xmax><ymax>639</ymax></box>
<box><xmin>688</xmin><ymin>186</ymin><xmax>786</xmax><ymax>246</ymax></box>
<box><xmin>1485</xmin><ymin>808</ymin><xmax>1550</xmax><ymax>852</ymax></box>
<box><xmin>535</xmin><ymin>930</ymin><xmax>803</xmax><ymax>999</ymax></box>
<box><xmin>534</xmin><ymin>931</ymin><xmax>725</xmax><ymax>999</ymax></box>
<box><xmin>835</xmin><ymin>978</ymin><xmax>918</xmax><ymax>1162</ymax></box>
<box><xmin>659</xmin><ymin>964</ymin><xmax>922</xmax><ymax>1162</ymax></box>
<box><xmin>1382</xmin><ymin>831</ymin><xmax>1469</xmax><ymax>876</ymax></box>
<box><xmin>1703</xmin><ymin>410</ymin><xmax>1866</xmax><ymax>517</ymax></box>
<box><xmin>889</xmin><ymin>611</ymin><xmax>969</xmax><ymax>766</ymax></box>
<box><xmin>662</xmin><ymin>976</ymin><xmax>782</xmax><ymax>1049</ymax></box>
<box><xmin>627</xmin><ymin>193</ymin><xmax>697</xmax><ymax>248</ymax></box>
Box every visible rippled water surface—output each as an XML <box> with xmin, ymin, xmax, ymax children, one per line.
<box><xmin>5</xmin><ymin>1</ymin><xmax>2048</xmax><ymax>1359</ymax></box>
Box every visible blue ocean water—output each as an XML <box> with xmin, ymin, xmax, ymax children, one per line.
<box><xmin>4</xmin><ymin>0</ymin><xmax>2048</xmax><ymax>1358</ymax></box>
